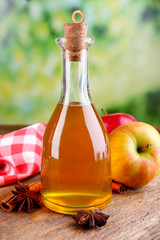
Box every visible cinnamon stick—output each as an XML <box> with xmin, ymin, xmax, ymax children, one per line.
<box><xmin>1</xmin><ymin>195</ymin><xmax>17</xmax><ymax>212</ymax></box>
<box><xmin>1</xmin><ymin>181</ymin><xmax>41</xmax><ymax>212</ymax></box>
<box><xmin>112</xmin><ymin>181</ymin><xmax>126</xmax><ymax>193</ymax></box>
<box><xmin>29</xmin><ymin>182</ymin><xmax>41</xmax><ymax>192</ymax></box>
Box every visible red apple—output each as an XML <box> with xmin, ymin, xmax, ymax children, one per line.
<box><xmin>109</xmin><ymin>122</ymin><xmax>160</xmax><ymax>188</ymax></box>
<box><xmin>101</xmin><ymin>109</ymin><xmax>137</xmax><ymax>134</ymax></box>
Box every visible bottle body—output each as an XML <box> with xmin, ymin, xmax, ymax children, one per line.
<box><xmin>41</xmin><ymin>38</ymin><xmax>112</xmax><ymax>214</ymax></box>
<box><xmin>41</xmin><ymin>102</ymin><xmax>112</xmax><ymax>214</ymax></box>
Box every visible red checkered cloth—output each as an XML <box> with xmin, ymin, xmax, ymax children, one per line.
<box><xmin>0</xmin><ymin>123</ymin><xmax>46</xmax><ymax>187</ymax></box>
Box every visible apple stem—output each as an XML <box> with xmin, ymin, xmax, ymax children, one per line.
<box><xmin>137</xmin><ymin>143</ymin><xmax>152</xmax><ymax>153</ymax></box>
<box><xmin>101</xmin><ymin>108</ymin><xmax>108</xmax><ymax>116</ymax></box>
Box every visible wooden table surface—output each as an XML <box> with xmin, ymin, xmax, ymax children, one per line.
<box><xmin>0</xmin><ymin>125</ymin><xmax>160</xmax><ymax>240</ymax></box>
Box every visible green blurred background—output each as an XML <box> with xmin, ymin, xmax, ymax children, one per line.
<box><xmin>0</xmin><ymin>0</ymin><xmax>160</xmax><ymax>125</ymax></box>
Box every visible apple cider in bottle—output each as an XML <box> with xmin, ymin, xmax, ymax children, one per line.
<box><xmin>41</xmin><ymin>10</ymin><xmax>112</xmax><ymax>214</ymax></box>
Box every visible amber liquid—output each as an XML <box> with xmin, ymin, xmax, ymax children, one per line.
<box><xmin>41</xmin><ymin>102</ymin><xmax>112</xmax><ymax>214</ymax></box>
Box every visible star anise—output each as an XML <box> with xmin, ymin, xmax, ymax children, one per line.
<box><xmin>72</xmin><ymin>209</ymin><xmax>109</xmax><ymax>228</ymax></box>
<box><xmin>10</xmin><ymin>182</ymin><xmax>42</xmax><ymax>213</ymax></box>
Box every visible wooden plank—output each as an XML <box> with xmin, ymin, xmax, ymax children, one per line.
<box><xmin>155</xmin><ymin>126</ymin><xmax>160</xmax><ymax>133</ymax></box>
<box><xmin>0</xmin><ymin>125</ymin><xmax>28</xmax><ymax>135</ymax></box>
<box><xmin>0</xmin><ymin>174</ymin><xmax>160</xmax><ymax>240</ymax></box>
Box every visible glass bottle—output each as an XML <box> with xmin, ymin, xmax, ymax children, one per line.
<box><xmin>41</xmin><ymin>11</ymin><xmax>112</xmax><ymax>214</ymax></box>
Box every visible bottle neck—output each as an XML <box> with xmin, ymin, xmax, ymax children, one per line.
<box><xmin>59</xmin><ymin>49</ymin><xmax>91</xmax><ymax>105</ymax></box>
<box><xmin>56</xmin><ymin>37</ymin><xmax>94</xmax><ymax>106</ymax></box>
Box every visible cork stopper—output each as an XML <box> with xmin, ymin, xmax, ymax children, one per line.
<box><xmin>63</xmin><ymin>10</ymin><xmax>87</xmax><ymax>61</ymax></box>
